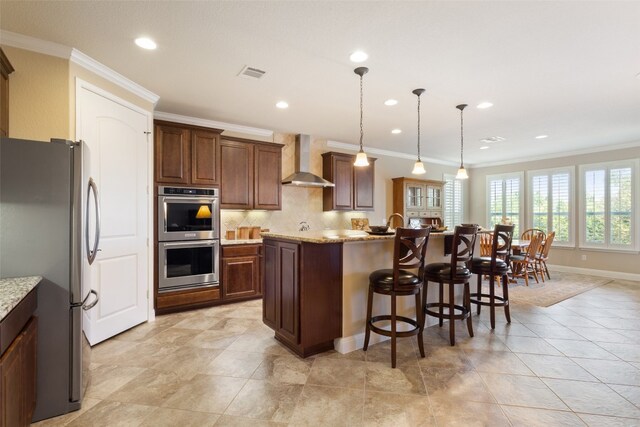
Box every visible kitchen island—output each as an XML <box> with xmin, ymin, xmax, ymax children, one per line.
<box><xmin>260</xmin><ymin>230</ymin><xmax>454</xmax><ymax>356</ymax></box>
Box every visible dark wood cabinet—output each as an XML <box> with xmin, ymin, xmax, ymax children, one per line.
<box><xmin>322</xmin><ymin>152</ymin><xmax>376</xmax><ymax>211</ymax></box>
<box><xmin>1</xmin><ymin>287</ymin><xmax>37</xmax><ymax>427</ymax></box>
<box><xmin>154</xmin><ymin>120</ymin><xmax>222</xmax><ymax>186</ymax></box>
<box><xmin>262</xmin><ymin>238</ymin><xmax>343</xmax><ymax>357</ymax></box>
<box><xmin>221</xmin><ymin>244</ymin><xmax>261</xmax><ymax>300</ymax></box>
<box><xmin>220</xmin><ymin>136</ymin><xmax>283</xmax><ymax>210</ymax></box>
<box><xmin>0</xmin><ymin>47</ymin><xmax>15</xmax><ymax>138</ymax></box>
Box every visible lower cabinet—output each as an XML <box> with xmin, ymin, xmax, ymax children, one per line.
<box><xmin>262</xmin><ymin>238</ymin><xmax>343</xmax><ymax>357</ymax></box>
<box><xmin>221</xmin><ymin>244</ymin><xmax>262</xmax><ymax>300</ymax></box>
<box><xmin>1</xmin><ymin>316</ymin><xmax>37</xmax><ymax>427</ymax></box>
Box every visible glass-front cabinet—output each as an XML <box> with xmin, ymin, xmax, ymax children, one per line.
<box><xmin>406</xmin><ymin>183</ymin><xmax>425</xmax><ymax>210</ymax></box>
<box><xmin>426</xmin><ymin>185</ymin><xmax>441</xmax><ymax>209</ymax></box>
<box><xmin>392</xmin><ymin>177</ymin><xmax>445</xmax><ymax>228</ymax></box>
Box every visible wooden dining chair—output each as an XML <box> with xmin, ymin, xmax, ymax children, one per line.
<box><xmin>510</xmin><ymin>232</ymin><xmax>543</xmax><ymax>286</ymax></box>
<box><xmin>535</xmin><ymin>231</ymin><xmax>555</xmax><ymax>281</ymax></box>
<box><xmin>521</xmin><ymin>228</ymin><xmax>546</xmax><ymax>241</ymax></box>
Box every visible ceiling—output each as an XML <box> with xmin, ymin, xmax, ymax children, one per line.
<box><xmin>1</xmin><ymin>1</ymin><xmax>640</xmax><ymax>166</ymax></box>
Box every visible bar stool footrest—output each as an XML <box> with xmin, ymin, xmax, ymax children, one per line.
<box><xmin>469</xmin><ymin>292</ymin><xmax>508</xmax><ymax>307</ymax></box>
<box><xmin>424</xmin><ymin>303</ymin><xmax>470</xmax><ymax>321</ymax></box>
<box><xmin>368</xmin><ymin>315</ymin><xmax>421</xmax><ymax>338</ymax></box>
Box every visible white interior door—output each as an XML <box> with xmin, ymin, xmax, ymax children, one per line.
<box><xmin>78</xmin><ymin>82</ymin><xmax>150</xmax><ymax>345</ymax></box>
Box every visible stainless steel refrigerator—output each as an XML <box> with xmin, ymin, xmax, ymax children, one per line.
<box><xmin>0</xmin><ymin>137</ymin><xmax>100</xmax><ymax>422</ymax></box>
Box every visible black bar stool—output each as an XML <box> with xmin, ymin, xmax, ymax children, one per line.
<box><xmin>422</xmin><ymin>224</ymin><xmax>478</xmax><ymax>346</ymax></box>
<box><xmin>363</xmin><ymin>227</ymin><xmax>430</xmax><ymax>368</ymax></box>
<box><xmin>470</xmin><ymin>224</ymin><xmax>514</xmax><ymax>329</ymax></box>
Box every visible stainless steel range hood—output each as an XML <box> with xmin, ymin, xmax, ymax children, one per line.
<box><xmin>282</xmin><ymin>134</ymin><xmax>334</xmax><ymax>187</ymax></box>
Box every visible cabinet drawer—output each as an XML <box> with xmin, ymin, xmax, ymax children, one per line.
<box><xmin>222</xmin><ymin>244</ymin><xmax>261</xmax><ymax>257</ymax></box>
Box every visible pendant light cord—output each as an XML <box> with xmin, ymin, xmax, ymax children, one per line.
<box><xmin>359</xmin><ymin>74</ymin><xmax>364</xmax><ymax>151</ymax></box>
<box><xmin>460</xmin><ymin>108</ymin><xmax>464</xmax><ymax>166</ymax></box>
<box><xmin>417</xmin><ymin>94</ymin><xmax>421</xmax><ymax>161</ymax></box>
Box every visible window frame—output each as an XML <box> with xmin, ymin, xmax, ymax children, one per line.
<box><xmin>443</xmin><ymin>173</ymin><xmax>464</xmax><ymax>228</ymax></box>
<box><xmin>526</xmin><ymin>167</ymin><xmax>575</xmax><ymax>248</ymax></box>
<box><xmin>578</xmin><ymin>159</ymin><xmax>639</xmax><ymax>252</ymax></box>
<box><xmin>486</xmin><ymin>172</ymin><xmax>524</xmax><ymax>235</ymax></box>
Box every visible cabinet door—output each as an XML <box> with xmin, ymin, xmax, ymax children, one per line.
<box><xmin>277</xmin><ymin>241</ymin><xmax>300</xmax><ymax>345</ymax></box>
<box><xmin>323</xmin><ymin>154</ymin><xmax>354</xmax><ymax>211</ymax></box>
<box><xmin>0</xmin><ymin>336</ymin><xmax>22</xmax><ymax>427</ymax></box>
<box><xmin>354</xmin><ymin>159</ymin><xmax>375</xmax><ymax>210</ymax></box>
<box><xmin>427</xmin><ymin>185</ymin><xmax>442</xmax><ymax>209</ymax></box>
<box><xmin>191</xmin><ymin>130</ymin><xmax>219</xmax><ymax>185</ymax></box>
<box><xmin>222</xmin><ymin>255</ymin><xmax>259</xmax><ymax>299</ymax></box>
<box><xmin>405</xmin><ymin>183</ymin><xmax>425</xmax><ymax>211</ymax></box>
<box><xmin>155</xmin><ymin>124</ymin><xmax>191</xmax><ymax>184</ymax></box>
<box><xmin>22</xmin><ymin>318</ymin><xmax>37</xmax><ymax>424</ymax></box>
<box><xmin>254</xmin><ymin>144</ymin><xmax>282</xmax><ymax>210</ymax></box>
<box><xmin>220</xmin><ymin>139</ymin><xmax>254</xmax><ymax>209</ymax></box>
<box><xmin>262</xmin><ymin>241</ymin><xmax>277</xmax><ymax>328</ymax></box>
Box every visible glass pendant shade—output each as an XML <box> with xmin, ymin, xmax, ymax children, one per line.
<box><xmin>412</xmin><ymin>161</ymin><xmax>426</xmax><ymax>175</ymax></box>
<box><xmin>354</xmin><ymin>150</ymin><xmax>369</xmax><ymax>167</ymax></box>
<box><xmin>456</xmin><ymin>165</ymin><xmax>469</xmax><ymax>180</ymax></box>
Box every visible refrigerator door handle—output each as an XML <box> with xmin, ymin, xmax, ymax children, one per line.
<box><xmin>85</xmin><ymin>177</ymin><xmax>101</xmax><ymax>265</ymax></box>
<box><xmin>82</xmin><ymin>289</ymin><xmax>99</xmax><ymax>311</ymax></box>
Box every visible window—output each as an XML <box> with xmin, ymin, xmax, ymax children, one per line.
<box><xmin>528</xmin><ymin>168</ymin><xmax>574</xmax><ymax>246</ymax></box>
<box><xmin>580</xmin><ymin>160</ymin><xmax>638</xmax><ymax>250</ymax></box>
<box><xmin>443</xmin><ymin>174</ymin><xmax>463</xmax><ymax>228</ymax></box>
<box><xmin>487</xmin><ymin>173</ymin><xmax>523</xmax><ymax>236</ymax></box>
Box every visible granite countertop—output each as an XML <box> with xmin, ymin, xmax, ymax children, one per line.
<box><xmin>260</xmin><ymin>229</ymin><xmax>396</xmax><ymax>244</ymax></box>
<box><xmin>221</xmin><ymin>238</ymin><xmax>263</xmax><ymax>246</ymax></box>
<box><xmin>0</xmin><ymin>276</ymin><xmax>41</xmax><ymax>322</ymax></box>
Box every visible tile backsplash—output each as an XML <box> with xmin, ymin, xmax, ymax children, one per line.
<box><xmin>220</xmin><ymin>133</ymin><xmax>380</xmax><ymax>234</ymax></box>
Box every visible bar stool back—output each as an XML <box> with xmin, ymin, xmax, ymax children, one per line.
<box><xmin>422</xmin><ymin>224</ymin><xmax>478</xmax><ymax>346</ymax></box>
<box><xmin>363</xmin><ymin>227</ymin><xmax>430</xmax><ymax>368</ymax></box>
<box><xmin>470</xmin><ymin>224</ymin><xmax>515</xmax><ymax>328</ymax></box>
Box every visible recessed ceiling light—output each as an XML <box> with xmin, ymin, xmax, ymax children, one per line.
<box><xmin>275</xmin><ymin>101</ymin><xmax>289</xmax><ymax>109</ymax></box>
<box><xmin>535</xmin><ymin>135</ymin><xmax>548</xmax><ymax>139</ymax></box>
<box><xmin>391</xmin><ymin>129</ymin><xmax>402</xmax><ymax>134</ymax></box>
<box><xmin>476</xmin><ymin>102</ymin><xmax>493</xmax><ymax>109</ymax></box>
<box><xmin>134</xmin><ymin>37</ymin><xmax>157</xmax><ymax>50</ymax></box>
<box><xmin>480</xmin><ymin>146</ymin><xmax>490</xmax><ymax>150</ymax></box>
<box><xmin>349</xmin><ymin>51</ymin><xmax>368</xmax><ymax>63</ymax></box>
<box><xmin>480</xmin><ymin>136</ymin><xmax>505</xmax><ymax>144</ymax></box>
<box><xmin>384</xmin><ymin>99</ymin><xmax>398</xmax><ymax>106</ymax></box>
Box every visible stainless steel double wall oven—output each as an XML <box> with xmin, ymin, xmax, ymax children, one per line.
<box><xmin>157</xmin><ymin>186</ymin><xmax>220</xmax><ymax>292</ymax></box>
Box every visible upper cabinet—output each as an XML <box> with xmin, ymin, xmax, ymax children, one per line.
<box><xmin>0</xmin><ymin>48</ymin><xmax>15</xmax><ymax>137</ymax></box>
<box><xmin>155</xmin><ymin>120</ymin><xmax>222</xmax><ymax>186</ymax></box>
<box><xmin>219</xmin><ymin>136</ymin><xmax>283</xmax><ymax>210</ymax></box>
<box><xmin>392</xmin><ymin>177</ymin><xmax>445</xmax><ymax>227</ymax></box>
<box><xmin>322</xmin><ymin>151</ymin><xmax>376</xmax><ymax>211</ymax></box>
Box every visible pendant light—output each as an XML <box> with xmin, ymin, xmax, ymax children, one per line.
<box><xmin>455</xmin><ymin>104</ymin><xmax>469</xmax><ymax>180</ymax></box>
<box><xmin>411</xmin><ymin>88</ymin><xmax>426</xmax><ymax>175</ymax></box>
<box><xmin>353</xmin><ymin>67</ymin><xmax>369</xmax><ymax>167</ymax></box>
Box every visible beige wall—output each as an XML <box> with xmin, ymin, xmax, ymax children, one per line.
<box><xmin>3</xmin><ymin>46</ymin><xmax>70</xmax><ymax>140</ymax></box>
<box><xmin>469</xmin><ymin>145</ymin><xmax>640</xmax><ymax>275</ymax></box>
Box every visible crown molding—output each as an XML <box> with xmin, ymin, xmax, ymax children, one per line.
<box><xmin>154</xmin><ymin>111</ymin><xmax>274</xmax><ymax>138</ymax></box>
<box><xmin>1</xmin><ymin>30</ymin><xmax>159</xmax><ymax>105</ymax></box>
<box><xmin>326</xmin><ymin>140</ymin><xmax>459</xmax><ymax>167</ymax></box>
<box><xmin>472</xmin><ymin>140</ymin><xmax>640</xmax><ymax>169</ymax></box>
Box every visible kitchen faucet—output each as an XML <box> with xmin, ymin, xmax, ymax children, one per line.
<box><xmin>386</xmin><ymin>213</ymin><xmax>405</xmax><ymax>228</ymax></box>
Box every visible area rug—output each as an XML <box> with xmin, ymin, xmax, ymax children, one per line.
<box><xmin>481</xmin><ymin>271</ymin><xmax>612</xmax><ymax>307</ymax></box>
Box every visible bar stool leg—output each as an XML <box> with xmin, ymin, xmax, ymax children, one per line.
<box><xmin>415</xmin><ymin>290</ymin><xmax>425</xmax><ymax>358</ymax></box>
<box><xmin>448</xmin><ymin>283</ymin><xmax>455</xmax><ymax>346</ymax></box>
<box><xmin>489</xmin><ymin>274</ymin><xmax>496</xmax><ymax>329</ymax></box>
<box><xmin>502</xmin><ymin>274</ymin><xmax>511</xmax><ymax>323</ymax></box>
<box><xmin>391</xmin><ymin>293</ymin><xmax>397</xmax><ymax>368</ymax></box>
<box><xmin>465</xmin><ymin>282</ymin><xmax>474</xmax><ymax>337</ymax></box>
<box><xmin>476</xmin><ymin>273</ymin><xmax>482</xmax><ymax>315</ymax></box>
<box><xmin>439</xmin><ymin>282</ymin><xmax>444</xmax><ymax>327</ymax></box>
<box><xmin>363</xmin><ymin>284</ymin><xmax>374</xmax><ymax>351</ymax></box>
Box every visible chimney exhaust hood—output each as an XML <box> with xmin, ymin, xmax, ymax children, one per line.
<box><xmin>282</xmin><ymin>134</ymin><xmax>334</xmax><ymax>187</ymax></box>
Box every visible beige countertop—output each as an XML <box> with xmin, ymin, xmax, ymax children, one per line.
<box><xmin>221</xmin><ymin>238</ymin><xmax>263</xmax><ymax>246</ymax></box>
<box><xmin>0</xmin><ymin>276</ymin><xmax>41</xmax><ymax>321</ymax></box>
<box><xmin>260</xmin><ymin>229</ymin><xmax>452</xmax><ymax>244</ymax></box>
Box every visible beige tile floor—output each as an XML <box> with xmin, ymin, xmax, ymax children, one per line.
<box><xmin>33</xmin><ymin>274</ymin><xmax>640</xmax><ymax>426</ymax></box>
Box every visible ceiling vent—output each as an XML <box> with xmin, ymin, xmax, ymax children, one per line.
<box><xmin>480</xmin><ymin>136</ymin><xmax>506</xmax><ymax>144</ymax></box>
<box><xmin>238</xmin><ymin>65</ymin><xmax>266</xmax><ymax>79</ymax></box>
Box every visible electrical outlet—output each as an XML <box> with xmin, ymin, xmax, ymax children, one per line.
<box><xmin>581</xmin><ymin>254</ymin><xmax>587</xmax><ymax>261</ymax></box>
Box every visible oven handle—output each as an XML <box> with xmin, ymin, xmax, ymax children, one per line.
<box><xmin>161</xmin><ymin>196</ymin><xmax>217</xmax><ymax>203</ymax></box>
<box><xmin>162</xmin><ymin>240</ymin><xmax>217</xmax><ymax>248</ymax></box>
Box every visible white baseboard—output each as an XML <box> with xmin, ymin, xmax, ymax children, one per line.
<box><xmin>548</xmin><ymin>264</ymin><xmax>640</xmax><ymax>282</ymax></box>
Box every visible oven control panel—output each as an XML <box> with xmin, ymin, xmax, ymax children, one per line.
<box><xmin>159</xmin><ymin>186</ymin><xmax>218</xmax><ymax>197</ymax></box>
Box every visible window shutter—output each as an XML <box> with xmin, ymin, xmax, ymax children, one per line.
<box><xmin>609</xmin><ymin>167</ymin><xmax>632</xmax><ymax>246</ymax></box>
<box><xmin>551</xmin><ymin>172</ymin><xmax>570</xmax><ymax>243</ymax></box>
<box><xmin>584</xmin><ymin>169</ymin><xmax>606</xmax><ymax>244</ymax></box>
